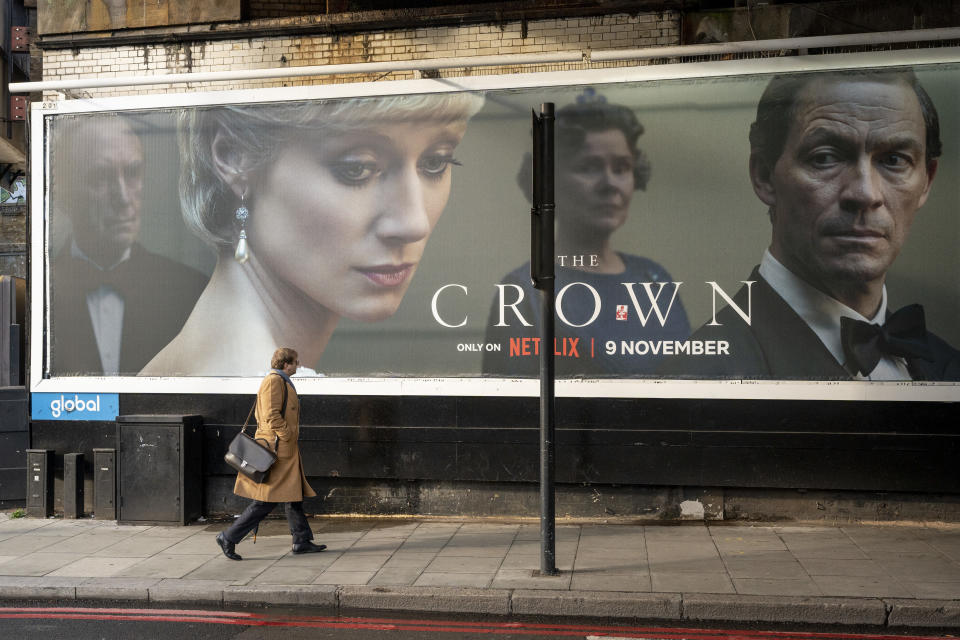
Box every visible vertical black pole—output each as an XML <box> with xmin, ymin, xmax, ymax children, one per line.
<box><xmin>531</xmin><ymin>103</ymin><xmax>557</xmax><ymax>576</ymax></box>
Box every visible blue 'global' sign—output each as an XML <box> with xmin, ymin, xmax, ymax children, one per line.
<box><xmin>32</xmin><ymin>393</ymin><xmax>119</xmax><ymax>421</ymax></box>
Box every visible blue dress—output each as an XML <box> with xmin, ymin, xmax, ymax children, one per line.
<box><xmin>481</xmin><ymin>253</ymin><xmax>691</xmax><ymax>377</ymax></box>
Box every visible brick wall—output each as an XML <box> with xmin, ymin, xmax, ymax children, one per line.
<box><xmin>40</xmin><ymin>11</ymin><xmax>680</xmax><ymax>99</ymax></box>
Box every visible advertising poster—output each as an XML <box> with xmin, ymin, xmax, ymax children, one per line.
<box><xmin>34</xmin><ymin>49</ymin><xmax>960</xmax><ymax>399</ymax></box>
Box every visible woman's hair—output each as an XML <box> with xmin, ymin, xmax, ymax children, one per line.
<box><xmin>517</xmin><ymin>89</ymin><xmax>651</xmax><ymax>202</ymax></box>
<box><xmin>271</xmin><ymin>347</ymin><xmax>298</xmax><ymax>370</ymax></box>
<box><xmin>180</xmin><ymin>92</ymin><xmax>485</xmax><ymax>247</ymax></box>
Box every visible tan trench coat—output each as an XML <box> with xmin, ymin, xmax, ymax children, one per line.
<box><xmin>234</xmin><ymin>372</ymin><xmax>316</xmax><ymax>502</ymax></box>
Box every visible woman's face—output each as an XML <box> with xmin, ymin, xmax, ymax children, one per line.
<box><xmin>557</xmin><ymin>128</ymin><xmax>636</xmax><ymax>237</ymax></box>
<box><xmin>248</xmin><ymin>116</ymin><xmax>469</xmax><ymax>321</ymax></box>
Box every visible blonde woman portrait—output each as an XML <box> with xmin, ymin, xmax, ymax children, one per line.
<box><xmin>141</xmin><ymin>92</ymin><xmax>483</xmax><ymax>376</ymax></box>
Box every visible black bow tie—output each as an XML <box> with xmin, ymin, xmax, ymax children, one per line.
<box><xmin>840</xmin><ymin>304</ymin><xmax>934</xmax><ymax>377</ymax></box>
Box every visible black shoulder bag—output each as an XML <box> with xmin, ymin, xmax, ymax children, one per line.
<box><xmin>224</xmin><ymin>374</ymin><xmax>288</xmax><ymax>483</ymax></box>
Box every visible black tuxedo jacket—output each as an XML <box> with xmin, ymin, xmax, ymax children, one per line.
<box><xmin>659</xmin><ymin>267</ymin><xmax>960</xmax><ymax>381</ymax></box>
<box><xmin>50</xmin><ymin>243</ymin><xmax>208</xmax><ymax>376</ymax></box>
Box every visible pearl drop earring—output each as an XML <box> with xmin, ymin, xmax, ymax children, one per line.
<box><xmin>234</xmin><ymin>192</ymin><xmax>250</xmax><ymax>264</ymax></box>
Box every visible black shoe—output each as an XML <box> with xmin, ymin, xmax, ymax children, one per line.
<box><xmin>216</xmin><ymin>533</ymin><xmax>242</xmax><ymax>561</ymax></box>
<box><xmin>292</xmin><ymin>541</ymin><xmax>327</xmax><ymax>554</ymax></box>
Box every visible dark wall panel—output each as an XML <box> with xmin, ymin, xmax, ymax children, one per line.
<box><xmin>29</xmin><ymin>393</ymin><xmax>960</xmax><ymax>514</ymax></box>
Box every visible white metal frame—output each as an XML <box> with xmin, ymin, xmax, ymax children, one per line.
<box><xmin>27</xmin><ymin>45</ymin><xmax>960</xmax><ymax>401</ymax></box>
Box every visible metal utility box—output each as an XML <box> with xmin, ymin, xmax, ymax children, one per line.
<box><xmin>63</xmin><ymin>453</ymin><xmax>84</xmax><ymax>518</ymax></box>
<box><xmin>25</xmin><ymin>449</ymin><xmax>53</xmax><ymax>517</ymax></box>
<box><xmin>93</xmin><ymin>448</ymin><xmax>116</xmax><ymax>520</ymax></box>
<box><xmin>116</xmin><ymin>415</ymin><xmax>203</xmax><ymax>525</ymax></box>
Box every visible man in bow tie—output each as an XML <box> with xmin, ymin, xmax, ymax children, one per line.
<box><xmin>662</xmin><ymin>69</ymin><xmax>960</xmax><ymax>381</ymax></box>
<box><xmin>49</xmin><ymin>115</ymin><xmax>207</xmax><ymax>376</ymax></box>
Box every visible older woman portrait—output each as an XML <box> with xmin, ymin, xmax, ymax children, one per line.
<box><xmin>141</xmin><ymin>92</ymin><xmax>483</xmax><ymax>376</ymax></box>
<box><xmin>216</xmin><ymin>347</ymin><xmax>323</xmax><ymax>560</ymax></box>
<box><xmin>482</xmin><ymin>89</ymin><xmax>690</xmax><ymax>376</ymax></box>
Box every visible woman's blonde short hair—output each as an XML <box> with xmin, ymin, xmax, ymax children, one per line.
<box><xmin>179</xmin><ymin>92</ymin><xmax>485</xmax><ymax>248</ymax></box>
<box><xmin>271</xmin><ymin>347</ymin><xmax>298</xmax><ymax>370</ymax></box>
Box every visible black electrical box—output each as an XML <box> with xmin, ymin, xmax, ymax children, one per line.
<box><xmin>116</xmin><ymin>415</ymin><xmax>203</xmax><ymax>525</ymax></box>
<box><xmin>26</xmin><ymin>449</ymin><xmax>53</xmax><ymax>518</ymax></box>
<box><xmin>93</xmin><ymin>448</ymin><xmax>116</xmax><ymax>520</ymax></box>
<box><xmin>63</xmin><ymin>453</ymin><xmax>84</xmax><ymax>518</ymax></box>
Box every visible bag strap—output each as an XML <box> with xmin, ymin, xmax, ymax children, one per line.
<box><xmin>240</xmin><ymin>401</ymin><xmax>256</xmax><ymax>436</ymax></box>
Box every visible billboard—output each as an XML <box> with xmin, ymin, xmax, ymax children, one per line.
<box><xmin>31</xmin><ymin>48</ymin><xmax>960</xmax><ymax>400</ymax></box>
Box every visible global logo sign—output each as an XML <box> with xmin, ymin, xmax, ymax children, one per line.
<box><xmin>31</xmin><ymin>393</ymin><xmax>119</xmax><ymax>421</ymax></box>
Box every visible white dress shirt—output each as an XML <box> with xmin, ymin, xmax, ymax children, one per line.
<box><xmin>758</xmin><ymin>250</ymin><xmax>911</xmax><ymax>380</ymax></box>
<box><xmin>71</xmin><ymin>241</ymin><xmax>130</xmax><ymax>376</ymax></box>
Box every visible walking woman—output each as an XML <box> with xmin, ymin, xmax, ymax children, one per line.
<box><xmin>216</xmin><ymin>347</ymin><xmax>325</xmax><ymax>560</ymax></box>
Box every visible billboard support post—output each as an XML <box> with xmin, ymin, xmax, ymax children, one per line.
<box><xmin>531</xmin><ymin>102</ymin><xmax>557</xmax><ymax>576</ymax></box>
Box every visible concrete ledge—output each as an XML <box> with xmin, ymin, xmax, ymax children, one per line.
<box><xmin>886</xmin><ymin>599</ymin><xmax>960</xmax><ymax>628</ymax></box>
<box><xmin>148</xmin><ymin>579</ymin><xmax>231</xmax><ymax>604</ymax></box>
<box><xmin>76</xmin><ymin>577</ymin><xmax>160</xmax><ymax>601</ymax></box>
<box><xmin>512</xmin><ymin>589</ymin><xmax>681</xmax><ymax>619</ymax></box>
<box><xmin>0</xmin><ymin>576</ymin><xmax>83</xmax><ymax>600</ymax></box>
<box><xmin>682</xmin><ymin>594</ymin><xmax>887</xmax><ymax>626</ymax></box>
<box><xmin>224</xmin><ymin>584</ymin><xmax>337</xmax><ymax>606</ymax></box>
<box><xmin>339</xmin><ymin>585</ymin><xmax>511</xmax><ymax>615</ymax></box>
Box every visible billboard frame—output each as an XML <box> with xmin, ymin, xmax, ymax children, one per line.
<box><xmin>30</xmin><ymin>46</ymin><xmax>960</xmax><ymax>401</ymax></box>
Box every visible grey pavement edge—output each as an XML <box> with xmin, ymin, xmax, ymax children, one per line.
<box><xmin>2</xmin><ymin>577</ymin><xmax>960</xmax><ymax>628</ymax></box>
<box><xmin>0</xmin><ymin>515</ymin><xmax>959</xmax><ymax>629</ymax></box>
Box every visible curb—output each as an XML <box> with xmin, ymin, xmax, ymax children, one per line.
<box><xmin>682</xmin><ymin>594</ymin><xmax>887</xmax><ymax>626</ymax></box>
<box><xmin>0</xmin><ymin>578</ymin><xmax>958</xmax><ymax>628</ymax></box>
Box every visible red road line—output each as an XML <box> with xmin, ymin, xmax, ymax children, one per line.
<box><xmin>0</xmin><ymin>607</ymin><xmax>950</xmax><ymax>640</ymax></box>
<box><xmin>0</xmin><ymin>606</ymin><xmax>250</xmax><ymax>617</ymax></box>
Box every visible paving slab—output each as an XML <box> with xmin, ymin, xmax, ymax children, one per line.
<box><xmin>902</xmin><ymin>581</ymin><xmax>960</xmax><ymax>599</ymax></box>
<box><xmin>313</xmin><ymin>570</ymin><xmax>376</xmax><ymax>585</ymax></box>
<box><xmin>326</xmin><ymin>553</ymin><xmax>392</xmax><ymax>573</ymax></box>
<box><xmin>48</xmin><ymin>556</ymin><xmax>144</xmax><ymax>578</ymax></box>
<box><xmin>0</xmin><ymin>550</ymin><xmax>88</xmax><ymax>576</ymax></box>
<box><xmin>161</xmin><ymin>532</ymin><xmax>223</xmax><ymax>555</ymax></box>
<box><xmin>570</xmin><ymin>571</ymin><xmax>651</xmax><ymax>592</ymax></box>
<box><xmin>722</xmin><ymin>558</ymin><xmax>809</xmax><ymax>579</ymax></box>
<box><xmin>812</xmin><ymin>574</ymin><xmax>914</xmax><ymax>598</ymax></box>
<box><xmin>381</xmin><ymin>551</ymin><xmax>435</xmax><ymax>568</ymax></box>
<box><xmin>92</xmin><ymin>535</ymin><xmax>181</xmax><ymax>557</ymax></box>
<box><xmin>272</xmin><ymin>551</ymin><xmax>340</xmax><ymax>569</ymax></box>
<box><xmin>0</xmin><ymin>519</ymin><xmax>54</xmax><ymax>534</ymax></box>
<box><xmin>414</xmin><ymin>571</ymin><xmax>494</xmax><ymax>588</ymax></box>
<box><xmin>731</xmin><ymin>577</ymin><xmax>823</xmax><ymax>596</ymax></box>
<box><xmin>491</xmin><ymin>568</ymin><xmax>572</xmax><ymax>590</ymax></box>
<box><xmin>116</xmin><ymin>553</ymin><xmax>213</xmax><ymax>579</ymax></box>
<box><xmin>186</xmin><ymin>557</ymin><xmax>276</xmax><ymax>584</ymax></box>
<box><xmin>799</xmin><ymin>558</ymin><xmax>888</xmax><ymax>577</ymax></box>
<box><xmin>250</xmin><ymin>565</ymin><xmax>327</xmax><ymax>585</ymax></box>
<box><xmin>0</xmin><ymin>534</ymin><xmax>74</xmax><ymax>555</ymax></box>
<box><xmin>425</xmin><ymin>555</ymin><xmax>503</xmax><ymax>573</ymax></box>
<box><xmin>651</xmin><ymin>571</ymin><xmax>735</xmax><ymax>593</ymax></box>
<box><xmin>368</xmin><ymin>567</ymin><xmax>423</xmax><ymax>586</ymax></box>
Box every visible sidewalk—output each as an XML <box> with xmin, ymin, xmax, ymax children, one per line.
<box><xmin>1</xmin><ymin>513</ymin><xmax>959</xmax><ymax>629</ymax></box>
